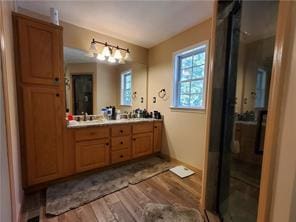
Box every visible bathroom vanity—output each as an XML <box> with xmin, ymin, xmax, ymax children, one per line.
<box><xmin>65</xmin><ymin>119</ymin><xmax>162</xmax><ymax>175</ymax></box>
<box><xmin>13</xmin><ymin>12</ymin><xmax>163</xmax><ymax>189</ymax></box>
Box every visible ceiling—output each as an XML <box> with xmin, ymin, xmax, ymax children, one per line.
<box><xmin>64</xmin><ymin>47</ymin><xmax>96</xmax><ymax>64</ymax></box>
<box><xmin>240</xmin><ymin>1</ymin><xmax>278</xmax><ymax>43</ymax></box>
<box><xmin>16</xmin><ymin>0</ymin><xmax>213</xmax><ymax>48</ymax></box>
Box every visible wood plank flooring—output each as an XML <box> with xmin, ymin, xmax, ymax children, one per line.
<box><xmin>23</xmin><ymin>171</ymin><xmax>202</xmax><ymax>222</ymax></box>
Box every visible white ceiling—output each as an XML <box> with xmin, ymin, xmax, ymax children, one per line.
<box><xmin>16</xmin><ymin>0</ymin><xmax>213</xmax><ymax>48</ymax></box>
<box><xmin>64</xmin><ymin>47</ymin><xmax>96</xmax><ymax>63</ymax></box>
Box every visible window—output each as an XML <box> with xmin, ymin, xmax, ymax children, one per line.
<box><xmin>255</xmin><ymin>68</ymin><xmax>267</xmax><ymax>108</ymax></box>
<box><xmin>120</xmin><ymin>71</ymin><xmax>132</xmax><ymax>106</ymax></box>
<box><xmin>173</xmin><ymin>43</ymin><xmax>208</xmax><ymax>109</ymax></box>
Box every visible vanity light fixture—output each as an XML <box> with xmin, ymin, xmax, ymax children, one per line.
<box><xmin>89</xmin><ymin>38</ymin><xmax>131</xmax><ymax>64</ymax></box>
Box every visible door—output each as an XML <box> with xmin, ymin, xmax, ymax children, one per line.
<box><xmin>212</xmin><ymin>1</ymin><xmax>279</xmax><ymax>221</ymax></box>
<box><xmin>132</xmin><ymin>133</ymin><xmax>153</xmax><ymax>158</ymax></box>
<box><xmin>22</xmin><ymin>86</ymin><xmax>64</xmax><ymax>186</ymax></box>
<box><xmin>16</xmin><ymin>16</ymin><xmax>63</xmax><ymax>86</ymax></box>
<box><xmin>153</xmin><ymin>122</ymin><xmax>162</xmax><ymax>152</ymax></box>
<box><xmin>72</xmin><ymin>75</ymin><xmax>93</xmax><ymax>115</ymax></box>
<box><xmin>75</xmin><ymin>139</ymin><xmax>110</xmax><ymax>173</ymax></box>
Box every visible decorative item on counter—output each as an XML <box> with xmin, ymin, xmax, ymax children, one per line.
<box><xmin>154</xmin><ymin>111</ymin><xmax>162</xmax><ymax>119</ymax></box>
<box><xmin>50</xmin><ymin>8</ymin><xmax>59</xmax><ymax>25</ymax></box>
<box><xmin>112</xmin><ymin>106</ymin><xmax>116</xmax><ymax>120</ymax></box>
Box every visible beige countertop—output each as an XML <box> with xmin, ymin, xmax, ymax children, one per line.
<box><xmin>67</xmin><ymin>118</ymin><xmax>163</xmax><ymax>128</ymax></box>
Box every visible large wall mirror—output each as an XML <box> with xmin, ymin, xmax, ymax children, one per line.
<box><xmin>64</xmin><ymin>47</ymin><xmax>147</xmax><ymax>115</ymax></box>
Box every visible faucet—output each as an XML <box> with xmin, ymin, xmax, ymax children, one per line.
<box><xmin>82</xmin><ymin>112</ymin><xmax>88</xmax><ymax>121</ymax></box>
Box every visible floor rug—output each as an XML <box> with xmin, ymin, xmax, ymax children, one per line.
<box><xmin>142</xmin><ymin>203</ymin><xmax>204</xmax><ymax>222</ymax></box>
<box><xmin>46</xmin><ymin>157</ymin><xmax>174</xmax><ymax>216</ymax></box>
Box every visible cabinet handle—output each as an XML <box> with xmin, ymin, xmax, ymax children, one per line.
<box><xmin>120</xmin><ymin>141</ymin><xmax>123</xmax><ymax>145</ymax></box>
<box><xmin>56</xmin><ymin>93</ymin><xmax>60</xmax><ymax>97</ymax></box>
<box><xmin>120</xmin><ymin>155</ymin><xmax>123</xmax><ymax>158</ymax></box>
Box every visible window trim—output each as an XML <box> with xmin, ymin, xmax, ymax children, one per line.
<box><xmin>120</xmin><ymin>70</ymin><xmax>132</xmax><ymax>106</ymax></box>
<box><xmin>171</xmin><ymin>41</ymin><xmax>209</xmax><ymax>110</ymax></box>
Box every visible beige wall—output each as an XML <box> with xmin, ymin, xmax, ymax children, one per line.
<box><xmin>17</xmin><ymin>7</ymin><xmax>149</xmax><ymax>65</ymax></box>
<box><xmin>65</xmin><ymin>63</ymin><xmax>118</xmax><ymax>114</ymax></box>
<box><xmin>235</xmin><ymin>37</ymin><xmax>274</xmax><ymax>113</ymax></box>
<box><xmin>270</xmin><ymin>3</ymin><xmax>296</xmax><ymax>221</ymax></box>
<box><xmin>117</xmin><ymin>63</ymin><xmax>148</xmax><ymax>113</ymax></box>
<box><xmin>1</xmin><ymin>1</ymin><xmax>23</xmax><ymax>221</ymax></box>
<box><xmin>148</xmin><ymin>19</ymin><xmax>212</xmax><ymax>169</ymax></box>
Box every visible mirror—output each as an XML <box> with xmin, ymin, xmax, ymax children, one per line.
<box><xmin>64</xmin><ymin>47</ymin><xmax>147</xmax><ymax>115</ymax></box>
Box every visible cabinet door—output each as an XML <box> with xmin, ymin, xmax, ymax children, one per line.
<box><xmin>76</xmin><ymin>139</ymin><xmax>110</xmax><ymax>173</ymax></box>
<box><xmin>22</xmin><ymin>86</ymin><xmax>64</xmax><ymax>186</ymax></box>
<box><xmin>132</xmin><ymin>133</ymin><xmax>153</xmax><ymax>158</ymax></box>
<box><xmin>16</xmin><ymin>16</ymin><xmax>63</xmax><ymax>86</ymax></box>
<box><xmin>153</xmin><ymin>122</ymin><xmax>162</xmax><ymax>152</ymax></box>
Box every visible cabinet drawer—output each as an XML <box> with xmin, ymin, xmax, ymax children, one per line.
<box><xmin>75</xmin><ymin>127</ymin><xmax>109</xmax><ymax>141</ymax></box>
<box><xmin>111</xmin><ymin>125</ymin><xmax>131</xmax><ymax>137</ymax></box>
<box><xmin>111</xmin><ymin>136</ymin><xmax>131</xmax><ymax>150</ymax></box>
<box><xmin>111</xmin><ymin>148</ymin><xmax>131</xmax><ymax>164</ymax></box>
<box><xmin>133</xmin><ymin>123</ymin><xmax>153</xmax><ymax>134</ymax></box>
<box><xmin>75</xmin><ymin>138</ymin><xmax>110</xmax><ymax>173</ymax></box>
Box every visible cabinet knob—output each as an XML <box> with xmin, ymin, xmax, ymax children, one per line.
<box><xmin>154</xmin><ymin>126</ymin><xmax>158</xmax><ymax>129</ymax></box>
<box><xmin>56</xmin><ymin>93</ymin><xmax>60</xmax><ymax>97</ymax></box>
<box><xmin>120</xmin><ymin>155</ymin><xmax>123</xmax><ymax>158</ymax></box>
<box><xmin>133</xmin><ymin>138</ymin><xmax>136</xmax><ymax>141</ymax></box>
<box><xmin>120</xmin><ymin>130</ymin><xmax>123</xmax><ymax>133</ymax></box>
<box><xmin>54</xmin><ymin>77</ymin><xmax>59</xmax><ymax>82</ymax></box>
<box><xmin>106</xmin><ymin>143</ymin><xmax>109</xmax><ymax>146</ymax></box>
<box><xmin>120</xmin><ymin>141</ymin><xmax>123</xmax><ymax>145</ymax></box>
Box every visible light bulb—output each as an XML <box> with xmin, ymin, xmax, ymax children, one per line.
<box><xmin>114</xmin><ymin>49</ymin><xmax>122</xmax><ymax>60</ymax></box>
<box><xmin>124</xmin><ymin>51</ymin><xmax>132</xmax><ymax>62</ymax></box>
<box><xmin>102</xmin><ymin>46</ymin><xmax>111</xmax><ymax>58</ymax></box>
<box><xmin>108</xmin><ymin>56</ymin><xmax>116</xmax><ymax>63</ymax></box>
<box><xmin>89</xmin><ymin>42</ymin><xmax>98</xmax><ymax>55</ymax></box>
<box><xmin>96</xmin><ymin>53</ymin><xmax>105</xmax><ymax>61</ymax></box>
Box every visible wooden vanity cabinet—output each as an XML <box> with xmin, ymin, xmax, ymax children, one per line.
<box><xmin>111</xmin><ymin>125</ymin><xmax>132</xmax><ymax>164</ymax></box>
<box><xmin>13</xmin><ymin>13</ymin><xmax>65</xmax><ymax>187</ymax></box>
<box><xmin>153</xmin><ymin>122</ymin><xmax>162</xmax><ymax>152</ymax></box>
<box><xmin>74</xmin><ymin>127</ymin><xmax>110</xmax><ymax>173</ymax></box>
<box><xmin>132</xmin><ymin>123</ymin><xmax>154</xmax><ymax>158</ymax></box>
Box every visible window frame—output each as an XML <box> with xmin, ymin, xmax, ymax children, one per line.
<box><xmin>172</xmin><ymin>41</ymin><xmax>209</xmax><ymax>111</ymax></box>
<box><xmin>120</xmin><ymin>70</ymin><xmax>132</xmax><ymax>106</ymax></box>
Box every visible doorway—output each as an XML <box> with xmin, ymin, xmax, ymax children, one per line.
<box><xmin>207</xmin><ymin>1</ymin><xmax>279</xmax><ymax>221</ymax></box>
<box><xmin>72</xmin><ymin>74</ymin><xmax>93</xmax><ymax>115</ymax></box>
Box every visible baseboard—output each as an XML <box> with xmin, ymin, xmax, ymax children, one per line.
<box><xmin>159</xmin><ymin>153</ymin><xmax>203</xmax><ymax>177</ymax></box>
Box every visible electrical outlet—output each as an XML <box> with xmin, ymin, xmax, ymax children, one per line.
<box><xmin>153</xmin><ymin>97</ymin><xmax>156</xmax><ymax>103</ymax></box>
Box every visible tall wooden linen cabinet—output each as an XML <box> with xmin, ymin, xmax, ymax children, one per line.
<box><xmin>13</xmin><ymin>13</ymin><xmax>65</xmax><ymax>188</ymax></box>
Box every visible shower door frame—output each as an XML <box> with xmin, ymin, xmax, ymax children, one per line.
<box><xmin>201</xmin><ymin>1</ymin><xmax>296</xmax><ymax>222</ymax></box>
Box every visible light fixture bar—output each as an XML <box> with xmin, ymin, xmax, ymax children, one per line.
<box><xmin>91</xmin><ymin>38</ymin><xmax>130</xmax><ymax>53</ymax></box>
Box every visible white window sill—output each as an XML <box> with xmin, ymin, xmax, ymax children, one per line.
<box><xmin>170</xmin><ymin>106</ymin><xmax>206</xmax><ymax>113</ymax></box>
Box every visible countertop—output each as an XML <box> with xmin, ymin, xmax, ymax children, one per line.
<box><xmin>67</xmin><ymin>118</ymin><xmax>163</xmax><ymax>128</ymax></box>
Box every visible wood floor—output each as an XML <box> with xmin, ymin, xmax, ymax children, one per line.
<box><xmin>23</xmin><ymin>171</ymin><xmax>202</xmax><ymax>222</ymax></box>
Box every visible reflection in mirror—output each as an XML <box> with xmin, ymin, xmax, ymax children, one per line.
<box><xmin>64</xmin><ymin>47</ymin><xmax>147</xmax><ymax>115</ymax></box>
